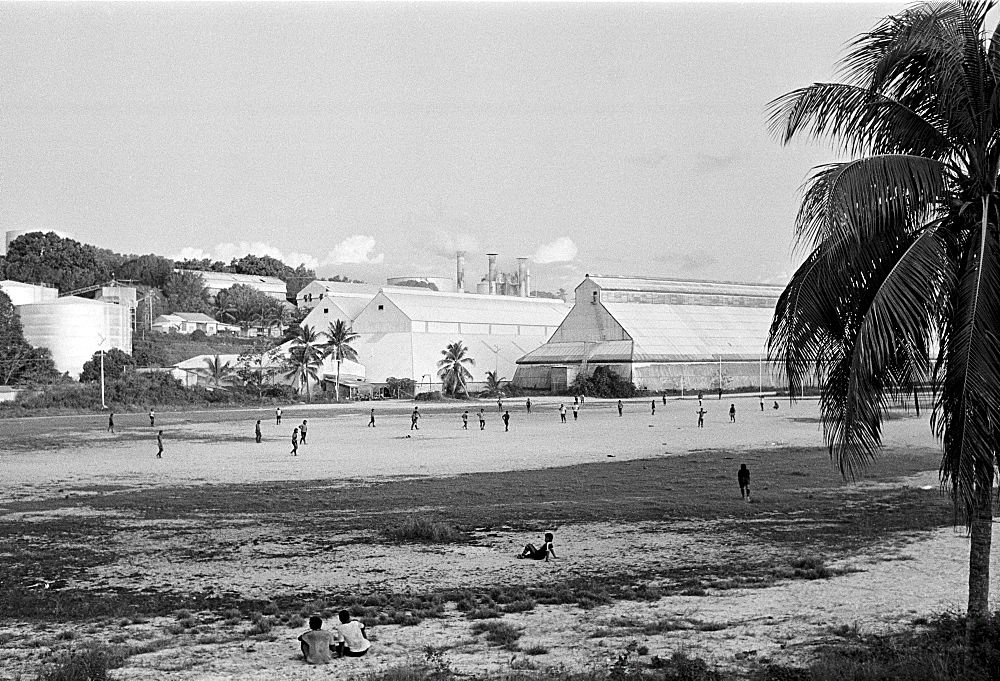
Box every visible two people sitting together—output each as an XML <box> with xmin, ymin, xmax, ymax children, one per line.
<box><xmin>298</xmin><ymin>610</ymin><xmax>370</xmax><ymax>665</ymax></box>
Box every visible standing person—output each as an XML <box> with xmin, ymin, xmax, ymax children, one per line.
<box><xmin>559</xmin><ymin>404</ymin><xmax>567</xmax><ymax>423</ymax></box>
<box><xmin>368</xmin><ymin>408</ymin><xmax>376</xmax><ymax>427</ymax></box>
<box><xmin>300</xmin><ymin>420</ymin><xmax>308</xmax><ymax>444</ymax></box>
<box><xmin>729</xmin><ymin>404</ymin><xmax>736</xmax><ymax>423</ymax></box>
<box><xmin>738</xmin><ymin>464</ymin><xmax>751</xmax><ymax>501</ymax></box>
<box><xmin>662</xmin><ymin>393</ymin><xmax>667</xmax><ymax>406</ymax></box>
<box><xmin>410</xmin><ymin>407</ymin><xmax>420</xmax><ymax>430</ymax></box>
<box><xmin>478</xmin><ymin>408</ymin><xmax>486</xmax><ymax>430</ymax></box>
<box><xmin>651</xmin><ymin>400</ymin><xmax>656</xmax><ymax>416</ymax></box>
<box><xmin>573</xmin><ymin>395</ymin><xmax>579</xmax><ymax>407</ymax></box>
<box><xmin>107</xmin><ymin>413</ymin><xmax>115</xmax><ymax>434</ymax></box>
<box><xmin>497</xmin><ymin>397</ymin><xmax>503</xmax><ymax>412</ymax></box>
<box><xmin>255</xmin><ymin>419</ymin><xmax>262</xmax><ymax>443</ymax></box>
<box><xmin>718</xmin><ymin>387</ymin><xmax>723</xmax><ymax>400</ymax></box>
<box><xmin>526</xmin><ymin>397</ymin><xmax>532</xmax><ymax>414</ymax></box>
<box><xmin>462</xmin><ymin>410</ymin><xmax>469</xmax><ymax>429</ymax></box>
<box><xmin>697</xmin><ymin>408</ymin><xmax>707</xmax><ymax>428</ymax></box>
<box><xmin>275</xmin><ymin>406</ymin><xmax>282</xmax><ymax>426</ymax></box>
<box><xmin>502</xmin><ymin>410</ymin><xmax>510</xmax><ymax>431</ymax></box>
<box><xmin>617</xmin><ymin>400</ymin><xmax>623</xmax><ymax>417</ymax></box>
<box><xmin>333</xmin><ymin>610</ymin><xmax>370</xmax><ymax>658</ymax></box>
<box><xmin>156</xmin><ymin>430</ymin><xmax>163</xmax><ymax>458</ymax></box>
<box><xmin>572</xmin><ymin>403</ymin><xmax>579</xmax><ymax>421</ymax></box>
<box><xmin>149</xmin><ymin>408</ymin><xmax>155</xmax><ymax>427</ymax></box>
<box><xmin>580</xmin><ymin>393</ymin><xmax>585</xmax><ymax>405</ymax></box>
<box><xmin>760</xmin><ymin>396</ymin><xmax>765</xmax><ymax>412</ymax></box>
<box><xmin>291</xmin><ymin>427</ymin><xmax>299</xmax><ymax>455</ymax></box>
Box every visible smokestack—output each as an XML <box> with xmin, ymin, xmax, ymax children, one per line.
<box><xmin>487</xmin><ymin>253</ymin><xmax>498</xmax><ymax>295</ymax></box>
<box><xmin>517</xmin><ymin>258</ymin><xmax>529</xmax><ymax>297</ymax></box>
<box><xmin>456</xmin><ymin>251</ymin><xmax>466</xmax><ymax>293</ymax></box>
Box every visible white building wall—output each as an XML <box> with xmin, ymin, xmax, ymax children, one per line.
<box><xmin>17</xmin><ymin>297</ymin><xmax>132</xmax><ymax>378</ymax></box>
<box><xmin>0</xmin><ymin>280</ymin><xmax>59</xmax><ymax>306</ymax></box>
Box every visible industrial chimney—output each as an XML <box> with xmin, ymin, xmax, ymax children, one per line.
<box><xmin>517</xmin><ymin>258</ymin><xmax>529</xmax><ymax>297</ymax></box>
<box><xmin>487</xmin><ymin>253</ymin><xmax>498</xmax><ymax>295</ymax></box>
<box><xmin>456</xmin><ymin>251</ymin><xmax>466</xmax><ymax>293</ymax></box>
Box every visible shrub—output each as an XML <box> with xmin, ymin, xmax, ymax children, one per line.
<box><xmin>37</xmin><ymin>645</ymin><xmax>128</xmax><ymax>681</ymax></box>
<box><xmin>569</xmin><ymin>366</ymin><xmax>637</xmax><ymax>399</ymax></box>
<box><xmin>470</xmin><ymin>621</ymin><xmax>522</xmax><ymax>650</ymax></box>
<box><xmin>387</xmin><ymin>516</ymin><xmax>463</xmax><ymax>543</ymax></box>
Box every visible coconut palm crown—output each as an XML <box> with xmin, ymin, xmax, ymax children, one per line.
<box><xmin>321</xmin><ymin>319</ymin><xmax>360</xmax><ymax>402</ymax></box>
<box><xmin>283</xmin><ymin>325</ymin><xmax>323</xmax><ymax>401</ymax></box>
<box><xmin>437</xmin><ymin>341</ymin><xmax>475</xmax><ymax>396</ymax></box>
<box><xmin>767</xmin><ymin>0</ymin><xmax>1000</xmax><ymax>617</ymax></box>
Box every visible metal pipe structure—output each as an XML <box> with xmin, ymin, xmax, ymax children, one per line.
<box><xmin>516</xmin><ymin>258</ymin><xmax>529</xmax><ymax>297</ymax></box>
<box><xmin>487</xmin><ymin>253</ymin><xmax>498</xmax><ymax>295</ymax></box>
<box><xmin>456</xmin><ymin>251</ymin><xmax>466</xmax><ymax>293</ymax></box>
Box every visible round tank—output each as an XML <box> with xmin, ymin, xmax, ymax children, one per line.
<box><xmin>17</xmin><ymin>297</ymin><xmax>132</xmax><ymax>378</ymax></box>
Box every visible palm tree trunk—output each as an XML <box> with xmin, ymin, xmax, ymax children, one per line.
<box><xmin>967</xmin><ymin>481</ymin><xmax>993</xmax><ymax>619</ymax></box>
<box><xmin>336</xmin><ymin>357</ymin><xmax>341</xmax><ymax>403</ymax></box>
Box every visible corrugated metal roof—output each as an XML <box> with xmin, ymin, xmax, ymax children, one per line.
<box><xmin>174</xmin><ymin>312</ymin><xmax>218</xmax><ymax>323</ymax></box>
<box><xmin>516</xmin><ymin>340</ymin><xmax>633</xmax><ymax>364</ymax></box>
<box><xmin>586</xmin><ymin>275</ymin><xmax>785</xmax><ymax>299</ymax></box>
<box><xmin>304</xmin><ymin>281</ymin><xmax>382</xmax><ymax>296</ymax></box>
<box><xmin>603</xmin><ymin>302</ymin><xmax>772</xmax><ymax>361</ymax></box>
<box><xmin>378</xmin><ymin>288</ymin><xmax>570</xmax><ymax>327</ymax></box>
<box><xmin>177</xmin><ymin>270</ymin><xmax>286</xmax><ymax>287</ymax></box>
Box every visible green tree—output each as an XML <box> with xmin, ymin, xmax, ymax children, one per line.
<box><xmin>482</xmin><ymin>370</ymin><xmax>508</xmax><ymax>398</ymax></box>
<box><xmin>321</xmin><ymin>320</ymin><xmax>360</xmax><ymax>402</ymax></box>
<box><xmin>4</xmin><ymin>232</ymin><xmax>118</xmax><ymax>292</ymax></box>
<box><xmin>236</xmin><ymin>341</ymin><xmax>279</xmax><ymax>399</ymax></box>
<box><xmin>437</xmin><ymin>341</ymin><xmax>474</xmax><ymax>396</ymax></box>
<box><xmin>199</xmin><ymin>354</ymin><xmax>235</xmax><ymax>389</ymax></box>
<box><xmin>162</xmin><ymin>271</ymin><xmax>211</xmax><ymax>315</ymax></box>
<box><xmin>80</xmin><ymin>348</ymin><xmax>136</xmax><ymax>383</ymax></box>
<box><xmin>214</xmin><ymin>284</ymin><xmax>281</xmax><ymax>335</ymax></box>
<box><xmin>118</xmin><ymin>255</ymin><xmax>175</xmax><ymax>288</ymax></box>
<box><xmin>385</xmin><ymin>376</ymin><xmax>415</xmax><ymax>399</ymax></box>
<box><xmin>0</xmin><ymin>290</ymin><xmax>59</xmax><ymax>385</ymax></box>
<box><xmin>283</xmin><ymin>325</ymin><xmax>322</xmax><ymax>401</ymax></box>
<box><xmin>767</xmin><ymin>0</ymin><xmax>1000</xmax><ymax>619</ymax></box>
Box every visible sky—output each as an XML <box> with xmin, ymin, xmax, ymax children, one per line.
<box><xmin>0</xmin><ymin>2</ymin><xmax>902</xmax><ymax>293</ymax></box>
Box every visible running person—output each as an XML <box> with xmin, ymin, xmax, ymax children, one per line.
<box><xmin>572</xmin><ymin>403</ymin><xmax>579</xmax><ymax>421</ymax></box>
<box><xmin>462</xmin><ymin>411</ymin><xmax>469</xmax><ymax>429</ymax></box>
<box><xmin>291</xmin><ymin>427</ymin><xmax>299</xmax><ymax>455</ymax></box>
<box><xmin>651</xmin><ymin>400</ymin><xmax>656</xmax><ymax>416</ymax></box>
<box><xmin>300</xmin><ymin>420</ymin><xmax>308</xmax><ymax>444</ymax></box>
<box><xmin>368</xmin><ymin>408</ymin><xmax>376</xmax><ymax>427</ymax></box>
<box><xmin>410</xmin><ymin>407</ymin><xmax>420</xmax><ymax>430</ymax></box>
<box><xmin>255</xmin><ymin>419</ymin><xmax>262</xmax><ymax>443</ymax></box>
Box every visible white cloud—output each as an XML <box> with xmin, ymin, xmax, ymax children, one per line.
<box><xmin>533</xmin><ymin>237</ymin><xmax>578</xmax><ymax>264</ymax></box>
<box><xmin>323</xmin><ymin>235</ymin><xmax>384</xmax><ymax>265</ymax></box>
<box><xmin>170</xmin><ymin>242</ymin><xmax>320</xmax><ymax>270</ymax></box>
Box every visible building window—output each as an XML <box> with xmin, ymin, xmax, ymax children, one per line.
<box><xmin>324</xmin><ymin>308</ymin><xmax>329</xmax><ymax>314</ymax></box>
<box><xmin>378</xmin><ymin>304</ymin><xmax>384</xmax><ymax>310</ymax></box>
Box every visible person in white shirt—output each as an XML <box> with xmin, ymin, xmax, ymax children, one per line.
<box><xmin>334</xmin><ymin>609</ymin><xmax>370</xmax><ymax>657</ymax></box>
<box><xmin>298</xmin><ymin>615</ymin><xmax>337</xmax><ymax>665</ymax></box>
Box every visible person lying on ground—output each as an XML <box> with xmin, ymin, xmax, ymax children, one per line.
<box><xmin>517</xmin><ymin>532</ymin><xmax>557</xmax><ymax>561</ymax></box>
<box><xmin>298</xmin><ymin>615</ymin><xmax>337</xmax><ymax>665</ymax></box>
<box><xmin>334</xmin><ymin>609</ymin><xmax>371</xmax><ymax>657</ymax></box>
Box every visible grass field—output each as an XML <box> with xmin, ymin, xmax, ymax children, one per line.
<box><xmin>0</xmin><ymin>395</ymin><xmax>995</xmax><ymax>680</ymax></box>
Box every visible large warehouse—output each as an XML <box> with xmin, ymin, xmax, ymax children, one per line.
<box><xmin>347</xmin><ymin>287</ymin><xmax>569</xmax><ymax>390</ymax></box>
<box><xmin>513</xmin><ymin>275</ymin><xmax>786</xmax><ymax>393</ymax></box>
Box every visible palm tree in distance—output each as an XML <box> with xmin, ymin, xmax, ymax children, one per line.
<box><xmin>483</xmin><ymin>371</ymin><xmax>508</xmax><ymax>398</ymax></box>
<box><xmin>437</xmin><ymin>341</ymin><xmax>475</xmax><ymax>396</ymax></box>
<box><xmin>200</xmin><ymin>354</ymin><xmax>234</xmax><ymax>389</ymax></box>
<box><xmin>767</xmin><ymin>0</ymin><xmax>1000</xmax><ymax>619</ymax></box>
<box><xmin>284</xmin><ymin>325</ymin><xmax>322</xmax><ymax>401</ymax></box>
<box><xmin>321</xmin><ymin>320</ymin><xmax>360</xmax><ymax>402</ymax></box>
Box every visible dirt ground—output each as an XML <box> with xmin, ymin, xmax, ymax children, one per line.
<box><xmin>1</xmin><ymin>396</ymin><xmax>997</xmax><ymax>680</ymax></box>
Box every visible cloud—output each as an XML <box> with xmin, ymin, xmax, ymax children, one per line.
<box><xmin>533</xmin><ymin>237</ymin><xmax>578</xmax><ymax>264</ymax></box>
<box><xmin>171</xmin><ymin>242</ymin><xmax>320</xmax><ymax>269</ymax></box>
<box><xmin>323</xmin><ymin>235</ymin><xmax>384</xmax><ymax>265</ymax></box>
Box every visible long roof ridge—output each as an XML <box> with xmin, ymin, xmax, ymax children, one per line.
<box><xmin>587</xmin><ymin>274</ymin><xmax>785</xmax><ymax>289</ymax></box>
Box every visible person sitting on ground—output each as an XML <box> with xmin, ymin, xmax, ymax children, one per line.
<box><xmin>298</xmin><ymin>615</ymin><xmax>337</xmax><ymax>665</ymax></box>
<box><xmin>333</xmin><ymin>609</ymin><xmax>370</xmax><ymax>657</ymax></box>
<box><xmin>517</xmin><ymin>532</ymin><xmax>557</xmax><ymax>561</ymax></box>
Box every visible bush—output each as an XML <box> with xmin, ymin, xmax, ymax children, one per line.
<box><xmin>470</xmin><ymin>620</ymin><xmax>522</xmax><ymax>650</ymax></box>
<box><xmin>569</xmin><ymin>366</ymin><xmax>637</xmax><ymax>399</ymax></box>
<box><xmin>387</xmin><ymin>517</ymin><xmax>463</xmax><ymax>543</ymax></box>
<box><xmin>190</xmin><ymin>329</ymin><xmax>208</xmax><ymax>341</ymax></box>
<box><xmin>37</xmin><ymin>645</ymin><xmax>128</xmax><ymax>681</ymax></box>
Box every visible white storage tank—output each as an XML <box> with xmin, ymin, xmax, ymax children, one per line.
<box><xmin>17</xmin><ymin>297</ymin><xmax>132</xmax><ymax>378</ymax></box>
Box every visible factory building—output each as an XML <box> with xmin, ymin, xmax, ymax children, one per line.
<box><xmin>514</xmin><ymin>275</ymin><xmax>786</xmax><ymax>393</ymax></box>
<box><xmin>176</xmin><ymin>270</ymin><xmax>288</xmax><ymax>302</ymax></box>
<box><xmin>343</xmin><ymin>287</ymin><xmax>569</xmax><ymax>390</ymax></box>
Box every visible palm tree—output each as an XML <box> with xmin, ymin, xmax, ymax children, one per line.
<box><xmin>199</xmin><ymin>354</ymin><xmax>234</xmax><ymax>389</ymax></box>
<box><xmin>767</xmin><ymin>0</ymin><xmax>1000</xmax><ymax>619</ymax></box>
<box><xmin>321</xmin><ymin>320</ymin><xmax>360</xmax><ymax>402</ymax></box>
<box><xmin>437</xmin><ymin>341</ymin><xmax>475</xmax><ymax>396</ymax></box>
<box><xmin>483</xmin><ymin>370</ymin><xmax>508</xmax><ymax>398</ymax></box>
<box><xmin>283</xmin><ymin>325</ymin><xmax>322</xmax><ymax>401</ymax></box>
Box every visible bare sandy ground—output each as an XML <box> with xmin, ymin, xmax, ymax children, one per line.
<box><xmin>1</xmin><ymin>396</ymin><xmax>997</xmax><ymax>679</ymax></box>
